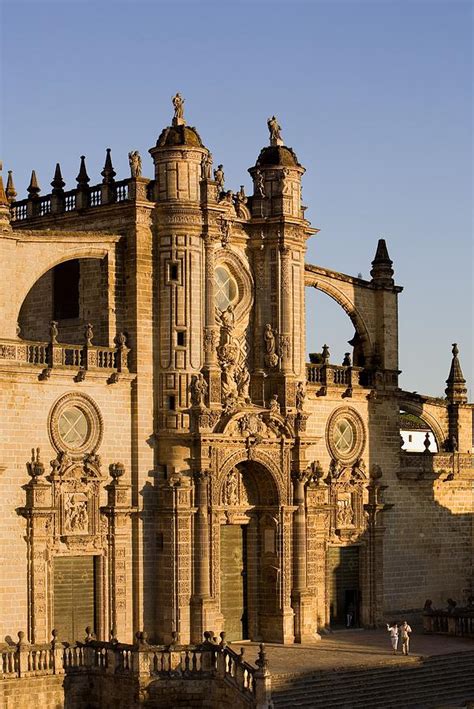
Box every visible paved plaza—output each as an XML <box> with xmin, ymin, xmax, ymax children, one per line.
<box><xmin>242</xmin><ymin>629</ymin><xmax>474</xmax><ymax>676</ymax></box>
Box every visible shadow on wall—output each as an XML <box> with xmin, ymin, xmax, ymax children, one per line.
<box><xmin>17</xmin><ymin>257</ymin><xmax>110</xmax><ymax>346</ymax></box>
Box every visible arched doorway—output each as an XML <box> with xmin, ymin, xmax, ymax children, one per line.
<box><xmin>218</xmin><ymin>460</ymin><xmax>281</xmax><ymax>642</ymax></box>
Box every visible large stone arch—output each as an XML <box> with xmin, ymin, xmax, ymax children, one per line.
<box><xmin>213</xmin><ymin>446</ymin><xmax>287</xmax><ymax>506</ymax></box>
<box><xmin>304</xmin><ymin>269</ymin><xmax>374</xmax><ymax>363</ymax></box>
<box><xmin>0</xmin><ymin>233</ymin><xmax>120</xmax><ymax>339</ymax></box>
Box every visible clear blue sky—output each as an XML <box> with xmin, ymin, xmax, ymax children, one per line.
<box><xmin>1</xmin><ymin>0</ymin><xmax>472</xmax><ymax>397</ymax></box>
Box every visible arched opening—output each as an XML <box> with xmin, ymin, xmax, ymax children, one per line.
<box><xmin>306</xmin><ymin>287</ymin><xmax>366</xmax><ymax>367</ymax></box>
<box><xmin>18</xmin><ymin>257</ymin><xmax>110</xmax><ymax>346</ymax></box>
<box><xmin>400</xmin><ymin>410</ymin><xmax>439</xmax><ymax>452</ymax></box>
<box><xmin>218</xmin><ymin>460</ymin><xmax>280</xmax><ymax>642</ymax></box>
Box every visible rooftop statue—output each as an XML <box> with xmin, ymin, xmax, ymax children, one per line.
<box><xmin>172</xmin><ymin>92</ymin><xmax>185</xmax><ymax>126</ymax></box>
<box><xmin>128</xmin><ymin>150</ymin><xmax>142</xmax><ymax>178</ymax></box>
<box><xmin>267</xmin><ymin>115</ymin><xmax>283</xmax><ymax>146</ymax></box>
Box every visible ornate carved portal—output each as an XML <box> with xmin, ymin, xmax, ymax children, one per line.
<box><xmin>209</xmin><ymin>460</ymin><xmax>292</xmax><ymax>644</ymax></box>
<box><xmin>19</xmin><ymin>445</ymin><xmax>135</xmax><ymax>643</ymax></box>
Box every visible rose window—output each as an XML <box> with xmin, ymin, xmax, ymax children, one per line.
<box><xmin>334</xmin><ymin>419</ymin><xmax>354</xmax><ymax>454</ymax></box>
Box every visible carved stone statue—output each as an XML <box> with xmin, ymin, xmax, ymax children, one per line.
<box><xmin>237</xmin><ymin>366</ymin><xmax>251</xmax><ymax>404</ymax></box>
<box><xmin>255</xmin><ymin>169</ymin><xmax>265</xmax><ymax>198</ymax></box>
<box><xmin>214</xmin><ymin>164</ymin><xmax>225</xmax><ymax>192</ymax></box>
<box><xmin>267</xmin><ymin>115</ymin><xmax>283</xmax><ymax>146</ymax></box>
<box><xmin>296</xmin><ymin>381</ymin><xmax>306</xmax><ymax>411</ymax></box>
<box><xmin>128</xmin><ymin>151</ymin><xmax>142</xmax><ymax>178</ymax></box>
<box><xmin>190</xmin><ymin>373</ymin><xmax>208</xmax><ymax>407</ymax></box>
<box><xmin>264</xmin><ymin>324</ymin><xmax>276</xmax><ymax>355</ymax></box>
<box><xmin>264</xmin><ymin>324</ymin><xmax>279</xmax><ymax>368</ymax></box>
<box><xmin>201</xmin><ymin>152</ymin><xmax>213</xmax><ymax>179</ymax></box>
<box><xmin>269</xmin><ymin>394</ymin><xmax>280</xmax><ymax>414</ymax></box>
<box><xmin>172</xmin><ymin>92</ymin><xmax>185</xmax><ymax>124</ymax></box>
<box><xmin>64</xmin><ymin>493</ymin><xmax>88</xmax><ymax>533</ymax></box>
<box><xmin>337</xmin><ymin>498</ymin><xmax>354</xmax><ymax>528</ymax></box>
<box><xmin>221</xmin><ymin>304</ymin><xmax>235</xmax><ymax>331</ymax></box>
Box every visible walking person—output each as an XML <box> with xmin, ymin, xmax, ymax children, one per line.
<box><xmin>387</xmin><ymin>622</ymin><xmax>399</xmax><ymax>654</ymax></box>
<box><xmin>400</xmin><ymin>621</ymin><xmax>412</xmax><ymax>655</ymax></box>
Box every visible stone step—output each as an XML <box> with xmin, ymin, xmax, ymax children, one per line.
<box><xmin>271</xmin><ymin>654</ymin><xmax>474</xmax><ymax>708</ymax></box>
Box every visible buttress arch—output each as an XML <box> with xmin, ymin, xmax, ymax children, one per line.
<box><xmin>304</xmin><ymin>269</ymin><xmax>374</xmax><ymax>364</ymax></box>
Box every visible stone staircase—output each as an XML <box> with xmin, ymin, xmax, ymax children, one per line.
<box><xmin>271</xmin><ymin>651</ymin><xmax>474</xmax><ymax>708</ymax></box>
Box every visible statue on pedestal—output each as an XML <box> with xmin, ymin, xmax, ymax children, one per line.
<box><xmin>267</xmin><ymin>115</ymin><xmax>283</xmax><ymax>146</ymax></box>
<box><xmin>172</xmin><ymin>93</ymin><xmax>185</xmax><ymax>125</ymax></box>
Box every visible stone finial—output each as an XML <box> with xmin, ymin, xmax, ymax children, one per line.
<box><xmin>5</xmin><ymin>170</ymin><xmax>17</xmax><ymax>203</ymax></box>
<box><xmin>27</xmin><ymin>170</ymin><xmax>41</xmax><ymax>198</ymax></box>
<box><xmin>109</xmin><ymin>461</ymin><xmax>125</xmax><ymax>481</ymax></box>
<box><xmin>26</xmin><ymin>447</ymin><xmax>45</xmax><ymax>481</ymax></box>
<box><xmin>267</xmin><ymin>115</ymin><xmax>283</xmax><ymax>146</ymax></box>
<box><xmin>321</xmin><ymin>344</ymin><xmax>330</xmax><ymax>364</ymax></box>
<box><xmin>101</xmin><ymin>148</ymin><xmax>116</xmax><ymax>184</ymax></box>
<box><xmin>445</xmin><ymin>343</ymin><xmax>467</xmax><ymax>403</ymax></box>
<box><xmin>172</xmin><ymin>92</ymin><xmax>185</xmax><ymax>126</ymax></box>
<box><xmin>0</xmin><ymin>164</ymin><xmax>12</xmax><ymax>232</ymax></box>
<box><xmin>76</xmin><ymin>156</ymin><xmax>90</xmax><ymax>187</ymax></box>
<box><xmin>255</xmin><ymin>642</ymin><xmax>268</xmax><ymax>670</ymax></box>
<box><xmin>370</xmin><ymin>238</ymin><xmax>394</xmax><ymax>287</ymax></box>
<box><xmin>51</xmin><ymin>163</ymin><xmax>65</xmax><ymax>194</ymax></box>
<box><xmin>342</xmin><ymin>352</ymin><xmax>352</xmax><ymax>366</ymax></box>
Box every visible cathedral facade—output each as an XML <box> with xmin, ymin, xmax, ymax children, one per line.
<box><xmin>0</xmin><ymin>99</ymin><xmax>472</xmax><ymax>647</ymax></box>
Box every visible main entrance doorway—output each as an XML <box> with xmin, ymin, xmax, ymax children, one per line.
<box><xmin>53</xmin><ymin>555</ymin><xmax>97</xmax><ymax>643</ymax></box>
<box><xmin>327</xmin><ymin>546</ymin><xmax>360</xmax><ymax>628</ymax></box>
<box><xmin>220</xmin><ymin>525</ymin><xmax>248</xmax><ymax>640</ymax></box>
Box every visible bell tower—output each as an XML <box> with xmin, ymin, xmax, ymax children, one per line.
<box><xmin>248</xmin><ymin>116</ymin><xmax>317</xmax><ymax>411</ymax></box>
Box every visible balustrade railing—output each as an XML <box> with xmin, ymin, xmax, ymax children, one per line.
<box><xmin>0</xmin><ymin>336</ymin><xmax>129</xmax><ymax>374</ymax></box>
<box><xmin>423</xmin><ymin>609</ymin><xmax>474</xmax><ymax>638</ymax></box>
<box><xmin>306</xmin><ymin>362</ymin><xmax>370</xmax><ymax>389</ymax></box>
<box><xmin>1</xmin><ymin>630</ymin><xmax>271</xmax><ymax>707</ymax></box>
<box><xmin>10</xmin><ymin>174</ymin><xmax>139</xmax><ymax>222</ymax></box>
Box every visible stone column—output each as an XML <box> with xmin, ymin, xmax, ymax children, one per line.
<box><xmin>279</xmin><ymin>246</ymin><xmax>292</xmax><ymax>376</ymax></box>
<box><xmin>101</xmin><ymin>463</ymin><xmax>137</xmax><ymax>642</ymax></box>
<box><xmin>251</xmin><ymin>245</ymin><xmax>266</xmax><ymax>406</ymax></box>
<box><xmin>203</xmin><ymin>237</ymin><xmax>221</xmax><ymax>405</ymax></box>
<box><xmin>291</xmin><ymin>470</ymin><xmax>317</xmax><ymax>642</ymax></box>
<box><xmin>191</xmin><ymin>470</ymin><xmax>213</xmax><ymax>642</ymax></box>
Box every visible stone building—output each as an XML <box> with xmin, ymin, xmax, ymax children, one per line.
<box><xmin>0</xmin><ymin>97</ymin><xmax>472</xmax><ymax>647</ymax></box>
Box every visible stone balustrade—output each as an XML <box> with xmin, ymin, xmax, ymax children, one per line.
<box><xmin>398</xmin><ymin>451</ymin><xmax>474</xmax><ymax>480</ymax></box>
<box><xmin>306</xmin><ymin>362</ymin><xmax>373</xmax><ymax>391</ymax></box>
<box><xmin>0</xmin><ymin>335</ymin><xmax>129</xmax><ymax>375</ymax></box>
<box><xmin>423</xmin><ymin>610</ymin><xmax>474</xmax><ymax>638</ymax></box>
<box><xmin>1</xmin><ymin>630</ymin><xmax>272</xmax><ymax>708</ymax></box>
<box><xmin>10</xmin><ymin>177</ymin><xmax>152</xmax><ymax>223</ymax></box>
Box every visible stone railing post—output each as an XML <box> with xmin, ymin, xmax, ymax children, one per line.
<box><xmin>131</xmin><ymin>632</ymin><xmax>151</xmax><ymax>679</ymax></box>
<box><xmin>16</xmin><ymin>631</ymin><xmax>29</xmax><ymax>677</ymax></box>
<box><xmin>254</xmin><ymin>644</ymin><xmax>272</xmax><ymax>709</ymax></box>
<box><xmin>448</xmin><ymin>616</ymin><xmax>457</xmax><ymax>635</ymax></box>
<box><xmin>200</xmin><ymin>632</ymin><xmax>217</xmax><ymax>673</ymax></box>
<box><xmin>115</xmin><ymin>333</ymin><xmax>129</xmax><ymax>373</ymax></box>
<box><xmin>51</xmin><ymin>630</ymin><xmax>65</xmax><ymax>675</ymax></box>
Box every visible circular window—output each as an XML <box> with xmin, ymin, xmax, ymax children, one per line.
<box><xmin>49</xmin><ymin>393</ymin><xmax>102</xmax><ymax>457</ymax></box>
<box><xmin>58</xmin><ymin>407</ymin><xmax>90</xmax><ymax>449</ymax></box>
<box><xmin>215</xmin><ymin>266</ymin><xmax>238</xmax><ymax>311</ymax></box>
<box><xmin>327</xmin><ymin>407</ymin><xmax>365</xmax><ymax>464</ymax></box>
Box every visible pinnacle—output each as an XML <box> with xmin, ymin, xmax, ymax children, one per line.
<box><xmin>445</xmin><ymin>342</ymin><xmax>467</xmax><ymax>403</ymax></box>
<box><xmin>370</xmin><ymin>238</ymin><xmax>394</xmax><ymax>287</ymax></box>
<box><xmin>27</xmin><ymin>170</ymin><xmax>40</xmax><ymax>197</ymax></box>
<box><xmin>76</xmin><ymin>155</ymin><xmax>90</xmax><ymax>186</ymax></box>
<box><xmin>51</xmin><ymin>163</ymin><xmax>65</xmax><ymax>192</ymax></box>
<box><xmin>5</xmin><ymin>170</ymin><xmax>17</xmax><ymax>202</ymax></box>
<box><xmin>101</xmin><ymin>148</ymin><xmax>116</xmax><ymax>183</ymax></box>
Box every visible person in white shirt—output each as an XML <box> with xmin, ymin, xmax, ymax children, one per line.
<box><xmin>387</xmin><ymin>622</ymin><xmax>399</xmax><ymax>654</ymax></box>
<box><xmin>400</xmin><ymin>621</ymin><xmax>412</xmax><ymax>655</ymax></box>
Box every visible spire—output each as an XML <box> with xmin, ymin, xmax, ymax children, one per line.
<box><xmin>445</xmin><ymin>343</ymin><xmax>467</xmax><ymax>403</ymax></box>
<box><xmin>101</xmin><ymin>148</ymin><xmax>116</xmax><ymax>184</ymax></box>
<box><xmin>76</xmin><ymin>155</ymin><xmax>90</xmax><ymax>187</ymax></box>
<box><xmin>27</xmin><ymin>170</ymin><xmax>41</xmax><ymax>198</ymax></box>
<box><xmin>5</xmin><ymin>170</ymin><xmax>17</xmax><ymax>203</ymax></box>
<box><xmin>370</xmin><ymin>238</ymin><xmax>394</xmax><ymax>287</ymax></box>
<box><xmin>51</xmin><ymin>163</ymin><xmax>65</xmax><ymax>194</ymax></box>
<box><xmin>0</xmin><ymin>163</ymin><xmax>12</xmax><ymax>232</ymax></box>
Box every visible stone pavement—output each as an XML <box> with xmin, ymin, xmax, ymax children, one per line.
<box><xmin>241</xmin><ymin>630</ymin><xmax>474</xmax><ymax>676</ymax></box>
